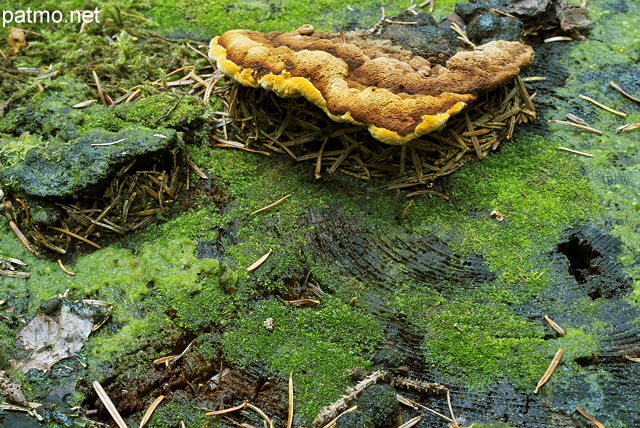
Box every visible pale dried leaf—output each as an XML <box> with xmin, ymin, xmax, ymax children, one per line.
<box><xmin>16</xmin><ymin>306</ymin><xmax>94</xmax><ymax>372</ymax></box>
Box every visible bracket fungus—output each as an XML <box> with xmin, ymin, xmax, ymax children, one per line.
<box><xmin>209</xmin><ymin>25</ymin><xmax>534</xmax><ymax>145</ymax></box>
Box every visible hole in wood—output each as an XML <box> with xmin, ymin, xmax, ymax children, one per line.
<box><xmin>557</xmin><ymin>236</ymin><xmax>602</xmax><ymax>284</ymax></box>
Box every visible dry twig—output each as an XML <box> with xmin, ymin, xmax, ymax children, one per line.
<box><xmin>0</xmin><ymin>370</ymin><xmax>29</xmax><ymax>407</ymax></box>
<box><xmin>321</xmin><ymin>405</ymin><xmax>357</xmax><ymax>428</ymax></box>
<box><xmin>313</xmin><ymin>371</ymin><xmax>386</xmax><ymax>427</ymax></box>
<box><xmin>393</xmin><ymin>376</ymin><xmax>448</xmax><ymax>394</ymax></box>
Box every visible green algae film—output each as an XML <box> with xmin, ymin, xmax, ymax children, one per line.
<box><xmin>0</xmin><ymin>237</ymin><xmax>228</xmax><ymax>322</ymax></box>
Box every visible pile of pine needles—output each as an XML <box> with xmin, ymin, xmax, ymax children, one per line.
<box><xmin>33</xmin><ymin>148</ymin><xmax>187</xmax><ymax>253</ymax></box>
<box><xmin>211</xmin><ymin>76</ymin><xmax>536</xmax><ymax>191</ymax></box>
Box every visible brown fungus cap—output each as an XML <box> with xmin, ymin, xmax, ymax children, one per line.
<box><xmin>209</xmin><ymin>25</ymin><xmax>534</xmax><ymax>145</ymax></box>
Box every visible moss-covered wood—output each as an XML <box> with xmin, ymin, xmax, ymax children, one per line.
<box><xmin>1</xmin><ymin>0</ymin><xmax>639</xmax><ymax>427</ymax></box>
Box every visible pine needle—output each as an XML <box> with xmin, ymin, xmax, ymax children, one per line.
<box><xmin>397</xmin><ymin>415</ymin><xmax>424</xmax><ymax>428</ymax></box>
<box><xmin>548</xmin><ymin>119</ymin><xmax>602</xmax><ymax>135</ymax></box>
<box><xmin>544</xmin><ymin>315</ymin><xmax>566</xmax><ymax>336</ymax></box>
<box><xmin>245</xmin><ymin>403</ymin><xmax>274</xmax><ymax>428</ymax></box>
<box><xmin>251</xmin><ymin>194</ymin><xmax>292</xmax><ymax>215</ymax></box>
<box><xmin>579</xmin><ymin>94</ymin><xmax>626</xmax><ymax>117</ymax></box>
<box><xmin>139</xmin><ymin>395</ymin><xmax>164</xmax><ymax>428</ymax></box>
<box><xmin>534</xmin><ymin>348</ymin><xmax>564</xmax><ymax>393</ymax></box>
<box><xmin>287</xmin><ymin>371</ymin><xmax>294</xmax><ymax>428</ymax></box>
<box><xmin>205</xmin><ymin>401</ymin><xmax>246</xmax><ymax>416</ymax></box>
<box><xmin>556</xmin><ymin>147</ymin><xmax>594</xmax><ymax>157</ymax></box>
<box><xmin>609</xmin><ymin>81</ymin><xmax>640</xmax><ymax>104</ymax></box>
<box><xmin>575</xmin><ymin>406</ymin><xmax>606</xmax><ymax>428</ymax></box>
<box><xmin>247</xmin><ymin>249</ymin><xmax>272</xmax><ymax>271</ymax></box>
<box><xmin>93</xmin><ymin>381</ymin><xmax>127</xmax><ymax>428</ymax></box>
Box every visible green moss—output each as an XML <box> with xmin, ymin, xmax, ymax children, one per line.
<box><xmin>111</xmin><ymin>93</ymin><xmax>212</xmax><ymax>130</ymax></box>
<box><xmin>2</xmin><ymin>0</ymin><xmax>457</xmax><ymax>45</ymax></box>
<box><xmin>0</xmin><ymin>0</ymin><xmax>211</xmax><ymax>118</ymax></box>
<box><xmin>0</xmin><ymin>77</ymin><xmax>92</xmax><ymax>139</ymax></box>
<box><xmin>223</xmin><ymin>296</ymin><xmax>384</xmax><ymax>424</ymax></box>
<box><xmin>2</xmin><ymin>1</ymin><xmax>159</xmax><ymax>68</ymax></box>
<box><xmin>0</xmin><ymin>132</ymin><xmax>45</xmax><ymax>167</ymax></box>
<box><xmin>1</xmin><ymin>125</ymin><xmax>178</xmax><ymax>198</ymax></box>
<box><xmin>393</xmin><ymin>284</ymin><xmax>444</xmax><ymax>320</ymax></box>
<box><xmin>146</xmin><ymin>0</ymin><xmax>410</xmax><ymax>38</ymax></box>
<box><xmin>185</xmin><ymin>146</ymin><xmax>328</xmax><ymax>283</ymax></box>
<box><xmin>186</xmin><ymin>123</ymin><xmax>600</xmax><ymax>399</ymax></box>
<box><xmin>407</xmin><ymin>133</ymin><xmax>597</xmax><ymax>285</ymax></box>
<box><xmin>336</xmin><ymin>383</ymin><xmax>398</xmax><ymax>428</ymax></box>
<box><xmin>416</xmin><ymin>290</ymin><xmax>547</xmax><ymax>390</ymax></box>
<box><xmin>0</xmin><ymin>74</ymin><xmax>213</xmax><ymax>143</ymax></box>
<box><xmin>143</xmin><ymin>398</ymin><xmax>214</xmax><ymax>428</ymax></box>
<box><xmin>390</xmin><ymin>283</ymin><xmax>602</xmax><ymax>394</ymax></box>
<box><xmin>0</xmin><ymin>322</ymin><xmax>14</xmax><ymax>367</ymax></box>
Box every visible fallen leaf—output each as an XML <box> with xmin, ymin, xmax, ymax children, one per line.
<box><xmin>15</xmin><ymin>305</ymin><xmax>94</xmax><ymax>372</ymax></box>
